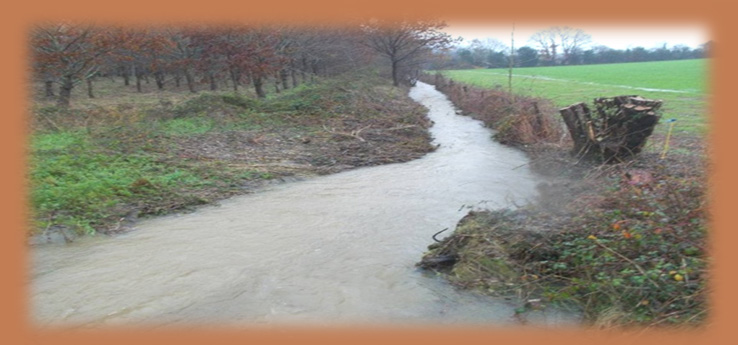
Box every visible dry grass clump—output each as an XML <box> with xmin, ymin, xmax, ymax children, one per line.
<box><xmin>419</xmin><ymin>155</ymin><xmax>708</xmax><ymax>327</ymax></box>
<box><xmin>418</xmin><ymin>72</ymin><xmax>709</xmax><ymax>327</ymax></box>
<box><xmin>29</xmin><ymin>74</ymin><xmax>435</xmax><ymax>241</ymax></box>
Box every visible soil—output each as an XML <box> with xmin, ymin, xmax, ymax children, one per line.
<box><xmin>169</xmin><ymin>119</ymin><xmax>434</xmax><ymax>178</ymax></box>
<box><xmin>30</xmin><ymin>84</ymin><xmax>436</xmax><ymax>243</ymax></box>
<box><xmin>414</xmin><ymin>83</ymin><xmax>708</xmax><ymax>326</ymax></box>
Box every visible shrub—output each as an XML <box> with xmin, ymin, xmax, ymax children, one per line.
<box><xmin>421</xmin><ymin>73</ymin><xmax>563</xmax><ymax>146</ymax></box>
<box><xmin>420</xmin><ymin>160</ymin><xmax>708</xmax><ymax>327</ymax></box>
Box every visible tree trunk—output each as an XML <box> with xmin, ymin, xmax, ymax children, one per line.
<box><xmin>560</xmin><ymin>95</ymin><xmax>662</xmax><ymax>162</ymax></box>
<box><xmin>560</xmin><ymin>102</ymin><xmax>592</xmax><ymax>156</ymax></box>
<box><xmin>301</xmin><ymin>56</ymin><xmax>308</xmax><ymax>83</ymax></box>
<box><xmin>174</xmin><ymin>74</ymin><xmax>181</xmax><ymax>88</ymax></box>
<box><xmin>253</xmin><ymin>76</ymin><xmax>266</xmax><ymax>98</ymax></box>
<box><xmin>280</xmin><ymin>69</ymin><xmax>289</xmax><ymax>91</ymax></box>
<box><xmin>120</xmin><ymin>65</ymin><xmax>130</xmax><ymax>86</ymax></box>
<box><xmin>57</xmin><ymin>75</ymin><xmax>74</xmax><ymax>108</ymax></box>
<box><xmin>135</xmin><ymin>74</ymin><xmax>143</xmax><ymax>93</ymax></box>
<box><xmin>291</xmin><ymin>69</ymin><xmax>298</xmax><ymax>88</ymax></box>
<box><xmin>184</xmin><ymin>69</ymin><xmax>196</xmax><ymax>93</ymax></box>
<box><xmin>229</xmin><ymin>69</ymin><xmax>239</xmax><ymax>92</ymax></box>
<box><xmin>44</xmin><ymin>79</ymin><xmax>55</xmax><ymax>98</ymax></box>
<box><xmin>391</xmin><ymin>60</ymin><xmax>400</xmax><ymax>87</ymax></box>
<box><xmin>86</xmin><ymin>77</ymin><xmax>95</xmax><ymax>98</ymax></box>
<box><xmin>209</xmin><ymin>72</ymin><xmax>217</xmax><ymax>91</ymax></box>
<box><xmin>154</xmin><ymin>71</ymin><xmax>165</xmax><ymax>90</ymax></box>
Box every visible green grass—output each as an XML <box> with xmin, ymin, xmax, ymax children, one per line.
<box><xmin>31</xmin><ymin>132</ymin><xmax>190</xmax><ymax>233</ymax></box>
<box><xmin>162</xmin><ymin>117</ymin><xmax>215</xmax><ymax>135</ymax></box>
<box><xmin>28</xmin><ymin>94</ymin><xmax>284</xmax><ymax>235</ymax></box>
<box><xmin>29</xmin><ymin>127</ymin><xmax>276</xmax><ymax>235</ymax></box>
<box><xmin>439</xmin><ymin>59</ymin><xmax>710</xmax><ymax>135</ymax></box>
<box><xmin>28</xmin><ymin>72</ymin><xmax>411</xmax><ymax>237</ymax></box>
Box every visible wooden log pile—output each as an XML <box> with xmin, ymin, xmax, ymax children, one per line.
<box><xmin>559</xmin><ymin>95</ymin><xmax>662</xmax><ymax>162</ymax></box>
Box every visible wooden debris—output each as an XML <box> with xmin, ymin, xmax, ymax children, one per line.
<box><xmin>559</xmin><ymin>95</ymin><xmax>662</xmax><ymax>162</ymax></box>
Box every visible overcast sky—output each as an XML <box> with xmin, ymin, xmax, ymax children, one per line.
<box><xmin>444</xmin><ymin>22</ymin><xmax>710</xmax><ymax>50</ymax></box>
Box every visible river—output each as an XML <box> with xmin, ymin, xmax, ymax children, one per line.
<box><xmin>30</xmin><ymin>82</ymin><xmax>575</xmax><ymax>327</ymax></box>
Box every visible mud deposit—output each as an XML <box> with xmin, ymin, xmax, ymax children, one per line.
<box><xmin>31</xmin><ymin>82</ymin><xmax>578</xmax><ymax>327</ymax></box>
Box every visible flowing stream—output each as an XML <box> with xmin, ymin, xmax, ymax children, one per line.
<box><xmin>31</xmin><ymin>82</ymin><xmax>576</xmax><ymax>327</ymax></box>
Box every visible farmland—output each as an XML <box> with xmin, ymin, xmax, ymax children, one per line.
<box><xmin>438</xmin><ymin>59</ymin><xmax>709</xmax><ymax>135</ymax></box>
<box><xmin>422</xmin><ymin>59</ymin><xmax>710</xmax><ymax>326</ymax></box>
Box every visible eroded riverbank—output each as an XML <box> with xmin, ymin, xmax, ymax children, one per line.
<box><xmin>31</xmin><ymin>82</ymin><xmax>579</xmax><ymax>327</ymax></box>
<box><xmin>420</xmin><ymin>75</ymin><xmax>708</xmax><ymax>327</ymax></box>
<box><xmin>29</xmin><ymin>76</ymin><xmax>434</xmax><ymax>244</ymax></box>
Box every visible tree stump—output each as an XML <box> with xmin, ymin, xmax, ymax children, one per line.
<box><xmin>559</xmin><ymin>95</ymin><xmax>662</xmax><ymax>162</ymax></box>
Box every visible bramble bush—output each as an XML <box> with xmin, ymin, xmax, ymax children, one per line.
<box><xmin>420</xmin><ymin>73</ymin><xmax>564</xmax><ymax>146</ymax></box>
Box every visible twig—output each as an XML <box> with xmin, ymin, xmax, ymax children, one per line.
<box><xmin>593</xmin><ymin>239</ymin><xmax>661</xmax><ymax>288</ymax></box>
<box><xmin>322</xmin><ymin>125</ymin><xmax>369</xmax><ymax>142</ymax></box>
<box><xmin>432</xmin><ymin>228</ymin><xmax>449</xmax><ymax>243</ymax></box>
<box><xmin>39</xmin><ymin>113</ymin><xmax>62</xmax><ymax>132</ymax></box>
<box><xmin>42</xmin><ymin>215</ymin><xmax>54</xmax><ymax>242</ymax></box>
<box><xmin>383</xmin><ymin>124</ymin><xmax>418</xmax><ymax>131</ymax></box>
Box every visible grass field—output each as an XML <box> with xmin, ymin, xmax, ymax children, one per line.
<box><xmin>425</xmin><ymin>61</ymin><xmax>709</xmax><ymax>326</ymax></box>
<box><xmin>439</xmin><ymin>59</ymin><xmax>710</xmax><ymax>135</ymax></box>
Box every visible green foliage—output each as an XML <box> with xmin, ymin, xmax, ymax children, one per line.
<box><xmin>220</xmin><ymin>93</ymin><xmax>258</xmax><ymax>109</ymax></box>
<box><xmin>429</xmin><ymin>167</ymin><xmax>708</xmax><ymax>326</ymax></box>
<box><xmin>428</xmin><ymin>73</ymin><xmax>563</xmax><ymax>146</ymax></box>
<box><xmin>172</xmin><ymin>93</ymin><xmax>257</xmax><ymax>117</ymax></box>
<box><xmin>28</xmin><ymin>72</ymin><xmax>421</xmax><ymax>237</ymax></box>
<box><xmin>257</xmin><ymin>78</ymin><xmax>357</xmax><ymax>116</ymax></box>
<box><xmin>162</xmin><ymin>117</ymin><xmax>214</xmax><ymax>136</ymax></box>
<box><xmin>439</xmin><ymin>59</ymin><xmax>709</xmax><ymax>134</ymax></box>
<box><xmin>29</xmin><ymin>122</ymin><xmax>273</xmax><ymax>235</ymax></box>
<box><xmin>30</xmin><ymin>130</ymin><xmax>86</xmax><ymax>151</ymax></box>
<box><xmin>30</xmin><ymin>131</ymin><xmax>205</xmax><ymax>234</ymax></box>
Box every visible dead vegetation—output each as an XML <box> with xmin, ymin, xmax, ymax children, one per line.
<box><xmin>427</xmin><ymin>73</ymin><xmax>564</xmax><ymax>146</ymax></box>
<box><xmin>29</xmin><ymin>73</ymin><xmax>434</xmax><ymax>242</ymax></box>
<box><xmin>418</xmin><ymin>73</ymin><xmax>709</xmax><ymax>328</ymax></box>
<box><xmin>560</xmin><ymin>95</ymin><xmax>663</xmax><ymax>162</ymax></box>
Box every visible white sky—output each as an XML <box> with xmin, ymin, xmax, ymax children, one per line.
<box><xmin>444</xmin><ymin>22</ymin><xmax>710</xmax><ymax>50</ymax></box>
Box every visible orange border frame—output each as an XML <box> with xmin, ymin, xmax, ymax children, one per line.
<box><xmin>2</xmin><ymin>1</ymin><xmax>733</xmax><ymax>344</ymax></box>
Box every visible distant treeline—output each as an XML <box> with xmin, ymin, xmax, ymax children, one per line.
<box><xmin>433</xmin><ymin>41</ymin><xmax>712</xmax><ymax>69</ymax></box>
<box><xmin>32</xmin><ymin>24</ymin><xmax>378</xmax><ymax>107</ymax></box>
<box><xmin>32</xmin><ymin>21</ymin><xmax>458</xmax><ymax>107</ymax></box>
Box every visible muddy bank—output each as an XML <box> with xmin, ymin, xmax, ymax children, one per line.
<box><xmin>168</xmin><ymin>106</ymin><xmax>434</xmax><ymax>177</ymax></box>
<box><xmin>29</xmin><ymin>76</ymin><xmax>435</xmax><ymax>243</ymax></box>
<box><xmin>30</xmin><ymin>82</ymin><xmax>576</xmax><ymax>326</ymax></box>
<box><xmin>417</xmin><ymin>77</ymin><xmax>709</xmax><ymax>327</ymax></box>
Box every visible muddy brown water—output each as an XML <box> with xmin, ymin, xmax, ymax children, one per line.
<box><xmin>30</xmin><ymin>82</ymin><xmax>578</xmax><ymax>328</ymax></box>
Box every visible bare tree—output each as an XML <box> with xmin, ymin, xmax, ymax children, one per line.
<box><xmin>529</xmin><ymin>28</ymin><xmax>558</xmax><ymax>65</ymax></box>
<box><xmin>530</xmin><ymin>26</ymin><xmax>591</xmax><ymax>65</ymax></box>
<box><xmin>167</xmin><ymin>27</ymin><xmax>201</xmax><ymax>93</ymax></box>
<box><xmin>31</xmin><ymin>24</ymin><xmax>124</xmax><ymax>107</ymax></box>
<box><xmin>468</xmin><ymin>38</ymin><xmax>507</xmax><ymax>67</ymax></box>
<box><xmin>361</xmin><ymin>19</ymin><xmax>457</xmax><ymax>86</ymax></box>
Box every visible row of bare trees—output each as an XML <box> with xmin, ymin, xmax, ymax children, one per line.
<box><xmin>30</xmin><ymin>24</ymin><xmax>352</xmax><ymax>106</ymax></box>
<box><xmin>437</xmin><ymin>26</ymin><xmax>709</xmax><ymax>70</ymax></box>
<box><xmin>31</xmin><ymin>21</ymin><xmax>456</xmax><ymax>108</ymax></box>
